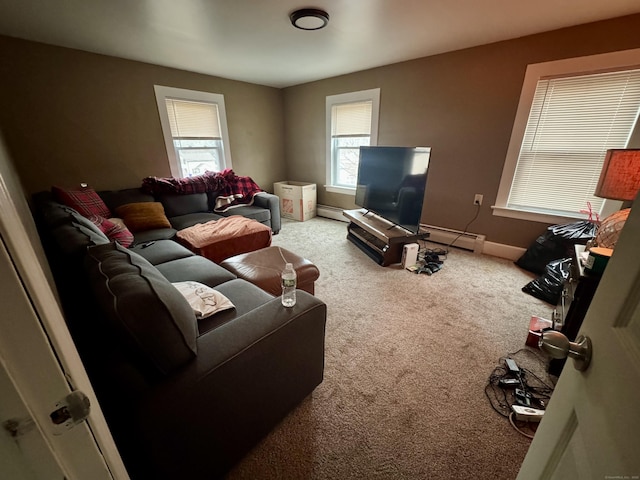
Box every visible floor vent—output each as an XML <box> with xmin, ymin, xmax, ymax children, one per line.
<box><xmin>316</xmin><ymin>205</ymin><xmax>349</xmax><ymax>222</ymax></box>
<box><xmin>420</xmin><ymin>224</ymin><xmax>485</xmax><ymax>254</ymax></box>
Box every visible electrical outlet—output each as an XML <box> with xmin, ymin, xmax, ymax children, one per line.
<box><xmin>474</xmin><ymin>194</ymin><xmax>483</xmax><ymax>206</ymax></box>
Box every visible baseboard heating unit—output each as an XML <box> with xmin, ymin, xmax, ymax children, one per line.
<box><xmin>420</xmin><ymin>224</ymin><xmax>485</xmax><ymax>254</ymax></box>
<box><xmin>316</xmin><ymin>205</ymin><xmax>349</xmax><ymax>222</ymax></box>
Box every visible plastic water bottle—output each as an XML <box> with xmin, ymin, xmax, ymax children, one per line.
<box><xmin>281</xmin><ymin>263</ymin><xmax>297</xmax><ymax>307</ymax></box>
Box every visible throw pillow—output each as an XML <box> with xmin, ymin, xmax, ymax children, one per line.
<box><xmin>115</xmin><ymin>202</ymin><xmax>172</xmax><ymax>233</ymax></box>
<box><xmin>88</xmin><ymin>215</ymin><xmax>134</xmax><ymax>248</ymax></box>
<box><xmin>52</xmin><ymin>185</ymin><xmax>111</xmax><ymax>219</ymax></box>
<box><xmin>172</xmin><ymin>281</ymin><xmax>235</xmax><ymax>320</ymax></box>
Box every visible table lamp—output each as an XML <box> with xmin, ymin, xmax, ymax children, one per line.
<box><xmin>593</xmin><ymin>148</ymin><xmax>640</xmax><ymax>249</ymax></box>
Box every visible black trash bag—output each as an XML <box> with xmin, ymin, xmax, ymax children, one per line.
<box><xmin>549</xmin><ymin>220</ymin><xmax>597</xmax><ymax>242</ymax></box>
<box><xmin>522</xmin><ymin>258</ymin><xmax>572</xmax><ymax>305</ymax></box>
<box><xmin>516</xmin><ymin>220</ymin><xmax>597</xmax><ymax>274</ymax></box>
<box><xmin>515</xmin><ymin>231</ymin><xmax>570</xmax><ymax>274</ymax></box>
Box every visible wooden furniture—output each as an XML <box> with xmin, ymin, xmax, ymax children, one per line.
<box><xmin>343</xmin><ymin>209</ymin><xmax>429</xmax><ymax>266</ymax></box>
<box><xmin>549</xmin><ymin>244</ymin><xmax>602</xmax><ymax>376</ymax></box>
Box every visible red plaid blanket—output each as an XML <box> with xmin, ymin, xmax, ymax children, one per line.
<box><xmin>212</xmin><ymin>169</ymin><xmax>263</xmax><ymax>212</ymax></box>
<box><xmin>141</xmin><ymin>170</ymin><xmax>263</xmax><ymax>212</ymax></box>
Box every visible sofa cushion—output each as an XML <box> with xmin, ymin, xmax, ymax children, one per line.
<box><xmin>130</xmin><ymin>239</ymin><xmax>194</xmax><ymax>266</ymax></box>
<box><xmin>52</xmin><ymin>186</ymin><xmax>112</xmax><ymax>218</ymax></box>
<box><xmin>196</xmin><ymin>278</ymin><xmax>274</xmax><ymax>335</ymax></box>
<box><xmin>36</xmin><ymin>200</ymin><xmax>82</xmax><ymax>228</ymax></box>
<box><xmin>85</xmin><ymin>242</ymin><xmax>198</xmax><ymax>375</ymax></box>
<box><xmin>99</xmin><ymin>188</ymin><xmax>155</xmax><ymax>212</ymax></box>
<box><xmin>168</xmin><ymin>212</ymin><xmax>223</xmax><ymax>231</ymax></box>
<box><xmin>158</xmin><ymin>193</ymin><xmax>209</xmax><ymax>218</ymax></box>
<box><xmin>115</xmin><ymin>202</ymin><xmax>172</xmax><ymax>233</ymax></box>
<box><xmin>172</xmin><ymin>281</ymin><xmax>235</xmax><ymax>320</ymax></box>
<box><xmin>51</xmin><ymin>218</ymin><xmax>110</xmax><ymax>256</ymax></box>
<box><xmin>218</xmin><ymin>205</ymin><xmax>271</xmax><ymax>225</ymax></box>
<box><xmin>155</xmin><ymin>256</ymin><xmax>237</xmax><ymax>287</ymax></box>
<box><xmin>131</xmin><ymin>228</ymin><xmax>178</xmax><ymax>245</ymax></box>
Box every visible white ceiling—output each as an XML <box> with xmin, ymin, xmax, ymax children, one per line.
<box><xmin>1</xmin><ymin>0</ymin><xmax>640</xmax><ymax>88</ymax></box>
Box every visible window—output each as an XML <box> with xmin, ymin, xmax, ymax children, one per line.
<box><xmin>154</xmin><ymin>86</ymin><xmax>232</xmax><ymax>178</ymax></box>
<box><xmin>326</xmin><ymin>89</ymin><xmax>380</xmax><ymax>194</ymax></box>
<box><xmin>495</xmin><ymin>49</ymin><xmax>640</xmax><ymax>223</ymax></box>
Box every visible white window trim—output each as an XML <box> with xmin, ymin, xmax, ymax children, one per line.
<box><xmin>325</xmin><ymin>88</ymin><xmax>380</xmax><ymax>195</ymax></box>
<box><xmin>494</xmin><ymin>49</ymin><xmax>640</xmax><ymax>224</ymax></box>
<box><xmin>154</xmin><ymin>85</ymin><xmax>232</xmax><ymax>178</ymax></box>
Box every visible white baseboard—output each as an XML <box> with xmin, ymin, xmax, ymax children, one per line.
<box><xmin>482</xmin><ymin>241</ymin><xmax>526</xmax><ymax>261</ymax></box>
<box><xmin>317</xmin><ymin>205</ymin><xmax>349</xmax><ymax>222</ymax></box>
<box><xmin>316</xmin><ymin>206</ymin><xmax>526</xmax><ymax>261</ymax></box>
<box><xmin>420</xmin><ymin>223</ymin><xmax>485</xmax><ymax>254</ymax></box>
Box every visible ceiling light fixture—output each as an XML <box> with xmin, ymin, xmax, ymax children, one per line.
<box><xmin>290</xmin><ymin>8</ymin><xmax>329</xmax><ymax>30</ymax></box>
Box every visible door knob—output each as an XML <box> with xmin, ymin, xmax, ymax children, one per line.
<box><xmin>539</xmin><ymin>331</ymin><xmax>592</xmax><ymax>371</ymax></box>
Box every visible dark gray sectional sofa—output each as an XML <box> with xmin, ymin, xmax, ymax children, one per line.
<box><xmin>33</xmin><ymin>189</ymin><xmax>325</xmax><ymax>480</ymax></box>
<box><xmin>99</xmin><ymin>186</ymin><xmax>281</xmax><ymax>239</ymax></box>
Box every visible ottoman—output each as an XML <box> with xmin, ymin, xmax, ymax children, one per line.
<box><xmin>176</xmin><ymin>216</ymin><xmax>272</xmax><ymax>264</ymax></box>
<box><xmin>220</xmin><ymin>246</ymin><xmax>320</xmax><ymax>296</ymax></box>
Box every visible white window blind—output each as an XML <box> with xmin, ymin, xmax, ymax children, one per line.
<box><xmin>165</xmin><ymin>99</ymin><xmax>221</xmax><ymax>139</ymax></box>
<box><xmin>331</xmin><ymin>101</ymin><xmax>372</xmax><ymax>137</ymax></box>
<box><xmin>509</xmin><ymin>69</ymin><xmax>640</xmax><ymax>216</ymax></box>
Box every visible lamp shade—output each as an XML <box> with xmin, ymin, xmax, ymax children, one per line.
<box><xmin>594</xmin><ymin>149</ymin><xmax>640</xmax><ymax>201</ymax></box>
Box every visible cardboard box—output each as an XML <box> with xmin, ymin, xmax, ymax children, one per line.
<box><xmin>274</xmin><ymin>181</ymin><xmax>317</xmax><ymax>222</ymax></box>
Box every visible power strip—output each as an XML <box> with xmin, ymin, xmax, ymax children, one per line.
<box><xmin>511</xmin><ymin>405</ymin><xmax>545</xmax><ymax>422</ymax></box>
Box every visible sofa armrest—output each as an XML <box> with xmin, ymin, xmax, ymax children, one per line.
<box><xmin>254</xmin><ymin>192</ymin><xmax>281</xmax><ymax>234</ymax></box>
<box><xmin>132</xmin><ymin>291</ymin><xmax>326</xmax><ymax>479</ymax></box>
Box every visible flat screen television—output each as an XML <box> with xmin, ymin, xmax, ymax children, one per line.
<box><xmin>355</xmin><ymin>146</ymin><xmax>431</xmax><ymax>234</ymax></box>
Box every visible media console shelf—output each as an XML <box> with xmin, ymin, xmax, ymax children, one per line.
<box><xmin>343</xmin><ymin>209</ymin><xmax>429</xmax><ymax>266</ymax></box>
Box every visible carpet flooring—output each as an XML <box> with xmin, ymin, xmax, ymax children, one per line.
<box><xmin>227</xmin><ymin>216</ymin><xmax>554</xmax><ymax>480</ymax></box>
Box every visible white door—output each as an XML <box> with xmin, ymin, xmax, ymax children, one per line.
<box><xmin>0</xmin><ymin>137</ymin><xmax>129</xmax><ymax>479</ymax></box>
<box><xmin>0</xmin><ymin>237</ymin><xmax>76</xmax><ymax>479</ymax></box>
<box><xmin>518</xmin><ymin>203</ymin><xmax>640</xmax><ymax>479</ymax></box>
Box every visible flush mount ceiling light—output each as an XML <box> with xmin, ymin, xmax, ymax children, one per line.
<box><xmin>290</xmin><ymin>8</ymin><xmax>329</xmax><ymax>30</ymax></box>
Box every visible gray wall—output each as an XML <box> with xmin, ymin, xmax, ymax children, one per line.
<box><xmin>282</xmin><ymin>14</ymin><xmax>640</xmax><ymax>247</ymax></box>
<box><xmin>0</xmin><ymin>36</ymin><xmax>285</xmax><ymax>195</ymax></box>
<box><xmin>1</xmin><ymin>14</ymin><xmax>640</xmax><ymax>248</ymax></box>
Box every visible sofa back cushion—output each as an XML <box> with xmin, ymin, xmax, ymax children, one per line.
<box><xmin>43</xmin><ymin>203</ymin><xmax>110</xmax><ymax>255</ymax></box>
<box><xmin>85</xmin><ymin>242</ymin><xmax>198</xmax><ymax>375</ymax></box>
<box><xmin>99</xmin><ymin>188</ymin><xmax>155</xmax><ymax>212</ymax></box>
<box><xmin>158</xmin><ymin>193</ymin><xmax>209</xmax><ymax>218</ymax></box>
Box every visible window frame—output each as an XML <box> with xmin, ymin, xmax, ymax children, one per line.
<box><xmin>154</xmin><ymin>85</ymin><xmax>233</xmax><ymax>178</ymax></box>
<box><xmin>325</xmin><ymin>89</ymin><xmax>380</xmax><ymax>195</ymax></box>
<box><xmin>494</xmin><ymin>49</ymin><xmax>640</xmax><ymax>224</ymax></box>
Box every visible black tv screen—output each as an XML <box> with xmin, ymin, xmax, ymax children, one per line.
<box><xmin>355</xmin><ymin>146</ymin><xmax>431</xmax><ymax>234</ymax></box>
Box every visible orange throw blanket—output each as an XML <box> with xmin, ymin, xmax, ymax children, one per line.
<box><xmin>176</xmin><ymin>216</ymin><xmax>272</xmax><ymax>263</ymax></box>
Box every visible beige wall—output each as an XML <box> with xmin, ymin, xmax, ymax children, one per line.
<box><xmin>0</xmin><ymin>36</ymin><xmax>285</xmax><ymax>195</ymax></box>
<box><xmin>282</xmin><ymin>14</ymin><xmax>640</xmax><ymax>247</ymax></box>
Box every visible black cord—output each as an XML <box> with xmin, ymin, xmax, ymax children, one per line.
<box><xmin>443</xmin><ymin>203</ymin><xmax>481</xmax><ymax>254</ymax></box>
<box><xmin>485</xmin><ymin>349</ymin><xmax>555</xmax><ymax>417</ymax></box>
<box><xmin>412</xmin><ymin>203</ymin><xmax>480</xmax><ymax>272</ymax></box>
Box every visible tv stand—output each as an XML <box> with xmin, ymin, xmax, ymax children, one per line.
<box><xmin>343</xmin><ymin>209</ymin><xmax>429</xmax><ymax>266</ymax></box>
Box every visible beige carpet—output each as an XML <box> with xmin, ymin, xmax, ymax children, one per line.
<box><xmin>227</xmin><ymin>216</ymin><xmax>553</xmax><ymax>480</ymax></box>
